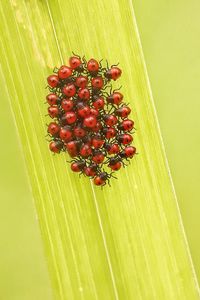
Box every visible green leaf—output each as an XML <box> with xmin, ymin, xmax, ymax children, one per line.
<box><xmin>0</xmin><ymin>0</ymin><xmax>199</xmax><ymax>299</ymax></box>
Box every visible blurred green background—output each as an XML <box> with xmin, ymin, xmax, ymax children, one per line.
<box><xmin>0</xmin><ymin>0</ymin><xmax>199</xmax><ymax>299</ymax></box>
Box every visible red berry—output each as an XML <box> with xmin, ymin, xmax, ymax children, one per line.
<box><xmin>47</xmin><ymin>122</ymin><xmax>60</xmax><ymax>136</ymax></box>
<box><xmin>80</xmin><ymin>144</ymin><xmax>92</xmax><ymax>157</ymax></box>
<box><xmin>69</xmin><ymin>56</ymin><xmax>82</xmax><ymax>70</ymax></box>
<box><xmin>87</xmin><ymin>58</ymin><xmax>99</xmax><ymax>74</ymax></box>
<box><xmin>75</xmin><ymin>76</ymin><xmax>88</xmax><ymax>88</ymax></box>
<box><xmin>78</xmin><ymin>88</ymin><xmax>90</xmax><ymax>101</ymax></box>
<box><xmin>91</xmin><ymin>77</ymin><xmax>104</xmax><ymax>89</ymax></box>
<box><xmin>61</xmin><ymin>98</ymin><xmax>74</xmax><ymax>111</ymax></box>
<box><xmin>48</xmin><ymin>106</ymin><xmax>59</xmax><ymax>118</ymax></box>
<box><xmin>49</xmin><ymin>141</ymin><xmax>63</xmax><ymax>153</ymax></box>
<box><xmin>59</xmin><ymin>126</ymin><xmax>73</xmax><ymax>141</ymax></box>
<box><xmin>47</xmin><ymin>75</ymin><xmax>59</xmax><ymax>88</ymax></box>
<box><xmin>83</xmin><ymin>116</ymin><xmax>97</xmax><ymax>128</ymax></box>
<box><xmin>46</xmin><ymin>93</ymin><xmax>59</xmax><ymax>105</ymax></box>
<box><xmin>58</xmin><ymin>65</ymin><xmax>72</xmax><ymax>79</ymax></box>
<box><xmin>62</xmin><ymin>83</ymin><xmax>76</xmax><ymax>97</ymax></box>
<box><xmin>105</xmin><ymin>67</ymin><xmax>122</xmax><ymax>81</ymax></box>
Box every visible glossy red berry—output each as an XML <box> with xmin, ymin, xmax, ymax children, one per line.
<box><xmin>105</xmin><ymin>67</ymin><xmax>122</xmax><ymax>81</ymax></box>
<box><xmin>75</xmin><ymin>76</ymin><xmax>88</xmax><ymax>88</ymax></box>
<box><xmin>58</xmin><ymin>65</ymin><xmax>72</xmax><ymax>79</ymax></box>
<box><xmin>59</xmin><ymin>126</ymin><xmax>73</xmax><ymax>141</ymax></box>
<box><xmin>46</xmin><ymin>93</ymin><xmax>59</xmax><ymax>105</ymax></box>
<box><xmin>49</xmin><ymin>141</ymin><xmax>63</xmax><ymax>153</ymax></box>
<box><xmin>48</xmin><ymin>106</ymin><xmax>59</xmax><ymax>118</ymax></box>
<box><xmin>61</xmin><ymin>98</ymin><xmax>74</xmax><ymax>111</ymax></box>
<box><xmin>115</xmin><ymin>106</ymin><xmax>131</xmax><ymax>118</ymax></box>
<box><xmin>92</xmin><ymin>96</ymin><xmax>105</xmax><ymax>109</ymax></box>
<box><xmin>62</xmin><ymin>83</ymin><xmax>76</xmax><ymax>97</ymax></box>
<box><xmin>80</xmin><ymin>144</ymin><xmax>92</xmax><ymax>157</ymax></box>
<box><xmin>87</xmin><ymin>58</ymin><xmax>99</xmax><ymax>74</ymax></box>
<box><xmin>69</xmin><ymin>56</ymin><xmax>82</xmax><ymax>70</ymax></box>
<box><xmin>103</xmin><ymin>114</ymin><xmax>118</xmax><ymax>126</ymax></box>
<box><xmin>107</xmin><ymin>92</ymin><xmax>123</xmax><ymax>105</ymax></box>
<box><xmin>83</xmin><ymin>116</ymin><xmax>97</xmax><ymax>128</ymax></box>
<box><xmin>71</xmin><ymin>160</ymin><xmax>86</xmax><ymax>172</ymax></box>
<box><xmin>116</xmin><ymin>133</ymin><xmax>133</xmax><ymax>145</ymax></box>
<box><xmin>91</xmin><ymin>77</ymin><xmax>104</xmax><ymax>89</ymax></box>
<box><xmin>47</xmin><ymin>75</ymin><xmax>59</xmax><ymax>88</ymax></box>
<box><xmin>78</xmin><ymin>88</ymin><xmax>90</xmax><ymax>101</ymax></box>
<box><xmin>47</xmin><ymin>122</ymin><xmax>60</xmax><ymax>136</ymax></box>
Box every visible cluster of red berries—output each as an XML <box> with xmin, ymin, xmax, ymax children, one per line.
<box><xmin>46</xmin><ymin>54</ymin><xmax>136</xmax><ymax>186</ymax></box>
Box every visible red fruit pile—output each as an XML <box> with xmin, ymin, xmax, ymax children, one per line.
<box><xmin>46</xmin><ymin>54</ymin><xmax>136</xmax><ymax>186</ymax></box>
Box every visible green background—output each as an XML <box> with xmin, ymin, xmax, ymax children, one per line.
<box><xmin>0</xmin><ymin>0</ymin><xmax>199</xmax><ymax>298</ymax></box>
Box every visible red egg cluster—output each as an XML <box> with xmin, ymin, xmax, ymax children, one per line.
<box><xmin>46</xmin><ymin>54</ymin><xmax>136</xmax><ymax>186</ymax></box>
